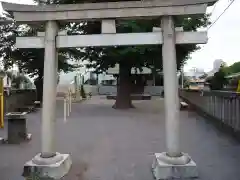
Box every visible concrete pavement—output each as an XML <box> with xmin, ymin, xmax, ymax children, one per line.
<box><xmin>0</xmin><ymin>96</ymin><xmax>239</xmax><ymax>180</ymax></box>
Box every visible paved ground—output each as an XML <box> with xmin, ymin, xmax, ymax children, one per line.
<box><xmin>0</xmin><ymin>96</ymin><xmax>240</xmax><ymax>180</ymax></box>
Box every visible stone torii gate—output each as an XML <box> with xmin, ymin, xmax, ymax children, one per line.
<box><xmin>2</xmin><ymin>0</ymin><xmax>216</xmax><ymax>179</ymax></box>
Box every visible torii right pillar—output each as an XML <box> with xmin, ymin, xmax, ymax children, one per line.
<box><xmin>152</xmin><ymin>16</ymin><xmax>198</xmax><ymax>179</ymax></box>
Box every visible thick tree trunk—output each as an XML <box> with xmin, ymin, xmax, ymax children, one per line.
<box><xmin>113</xmin><ymin>63</ymin><xmax>134</xmax><ymax>109</ymax></box>
<box><xmin>133</xmin><ymin>75</ymin><xmax>145</xmax><ymax>94</ymax></box>
<box><xmin>34</xmin><ymin>78</ymin><xmax>43</xmax><ymax>102</ymax></box>
<box><xmin>34</xmin><ymin>69</ymin><xmax>44</xmax><ymax>102</ymax></box>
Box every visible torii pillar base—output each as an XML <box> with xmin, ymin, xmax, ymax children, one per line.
<box><xmin>152</xmin><ymin>152</ymin><xmax>198</xmax><ymax>180</ymax></box>
<box><xmin>22</xmin><ymin>152</ymin><xmax>72</xmax><ymax>179</ymax></box>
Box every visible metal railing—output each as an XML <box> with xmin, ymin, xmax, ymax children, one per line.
<box><xmin>180</xmin><ymin>89</ymin><xmax>240</xmax><ymax>133</ymax></box>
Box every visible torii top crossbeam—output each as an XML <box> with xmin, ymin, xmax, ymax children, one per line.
<box><xmin>2</xmin><ymin>0</ymin><xmax>217</xmax><ymax>22</ymax></box>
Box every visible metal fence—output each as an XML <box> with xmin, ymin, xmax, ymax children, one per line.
<box><xmin>180</xmin><ymin>90</ymin><xmax>240</xmax><ymax>134</ymax></box>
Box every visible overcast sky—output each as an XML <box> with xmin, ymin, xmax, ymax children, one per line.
<box><xmin>186</xmin><ymin>0</ymin><xmax>240</xmax><ymax>72</ymax></box>
<box><xmin>2</xmin><ymin>0</ymin><xmax>239</xmax><ymax>73</ymax></box>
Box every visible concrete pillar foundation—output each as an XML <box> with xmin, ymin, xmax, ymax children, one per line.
<box><xmin>152</xmin><ymin>152</ymin><xmax>198</xmax><ymax>179</ymax></box>
<box><xmin>23</xmin><ymin>152</ymin><xmax>72</xmax><ymax>179</ymax></box>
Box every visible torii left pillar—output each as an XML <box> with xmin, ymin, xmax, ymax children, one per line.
<box><xmin>22</xmin><ymin>21</ymin><xmax>72</xmax><ymax>180</ymax></box>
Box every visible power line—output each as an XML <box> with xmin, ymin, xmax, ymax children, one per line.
<box><xmin>208</xmin><ymin>0</ymin><xmax>236</xmax><ymax>30</ymax></box>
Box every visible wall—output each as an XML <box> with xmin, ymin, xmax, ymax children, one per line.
<box><xmin>57</xmin><ymin>84</ymin><xmax>99</xmax><ymax>96</ymax></box>
<box><xmin>98</xmin><ymin>85</ymin><xmax>164</xmax><ymax>96</ymax></box>
<box><xmin>98</xmin><ymin>86</ymin><xmax>117</xmax><ymax>95</ymax></box>
<box><xmin>83</xmin><ymin>85</ymin><xmax>98</xmax><ymax>95</ymax></box>
<box><xmin>144</xmin><ymin>86</ymin><xmax>164</xmax><ymax>96</ymax></box>
<box><xmin>57</xmin><ymin>84</ymin><xmax>164</xmax><ymax>96</ymax></box>
<box><xmin>4</xmin><ymin>89</ymin><xmax>37</xmax><ymax>113</ymax></box>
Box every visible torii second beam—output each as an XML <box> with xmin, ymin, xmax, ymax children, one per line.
<box><xmin>16</xmin><ymin>31</ymin><xmax>207</xmax><ymax>48</ymax></box>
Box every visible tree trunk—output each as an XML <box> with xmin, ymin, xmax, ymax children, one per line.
<box><xmin>34</xmin><ymin>78</ymin><xmax>43</xmax><ymax>102</ymax></box>
<box><xmin>34</xmin><ymin>69</ymin><xmax>44</xmax><ymax>102</ymax></box>
<box><xmin>113</xmin><ymin>63</ymin><xmax>134</xmax><ymax>109</ymax></box>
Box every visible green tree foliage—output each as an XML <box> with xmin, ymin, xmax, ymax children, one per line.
<box><xmin>224</xmin><ymin>61</ymin><xmax>240</xmax><ymax>75</ymax></box>
<box><xmin>209</xmin><ymin>66</ymin><xmax>228</xmax><ymax>90</ymax></box>
<box><xmin>219</xmin><ymin>61</ymin><xmax>240</xmax><ymax>91</ymax></box>
<box><xmin>0</xmin><ymin>16</ymin><xmax>82</xmax><ymax>101</ymax></box>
